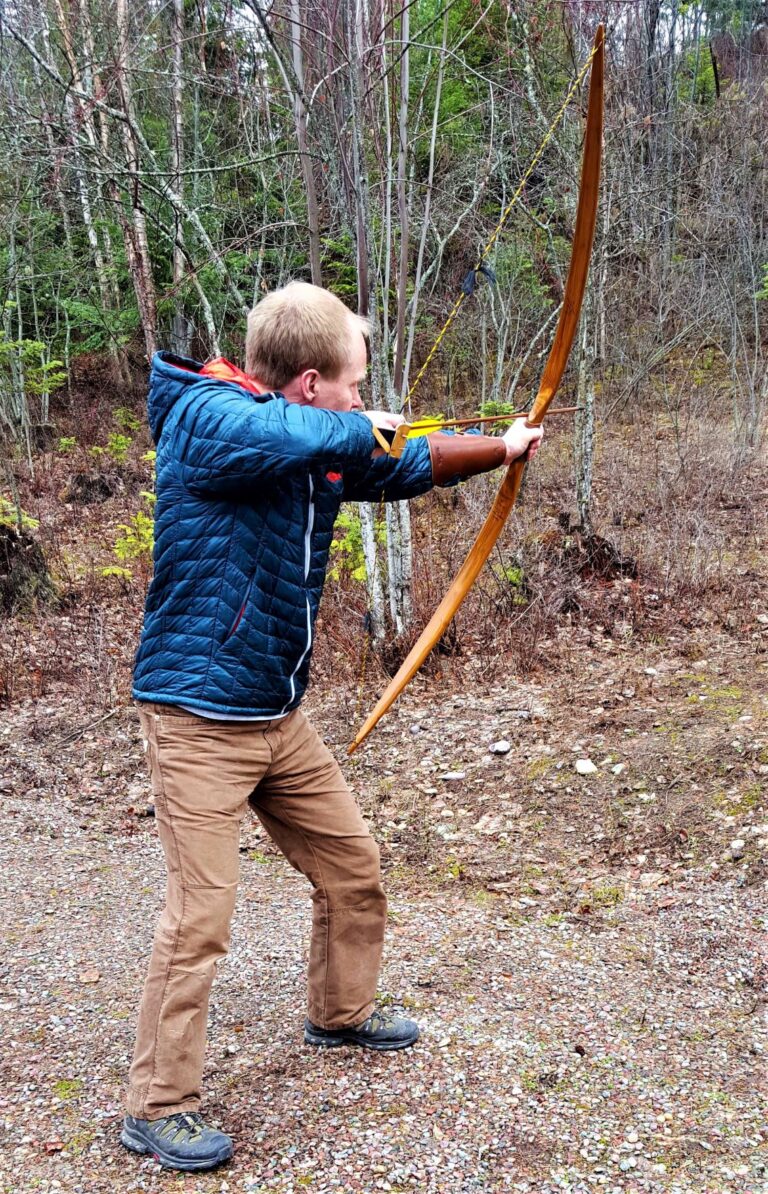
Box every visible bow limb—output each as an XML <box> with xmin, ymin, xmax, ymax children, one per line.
<box><xmin>348</xmin><ymin>26</ymin><xmax>604</xmax><ymax>756</ymax></box>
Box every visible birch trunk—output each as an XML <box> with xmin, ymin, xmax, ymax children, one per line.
<box><xmin>289</xmin><ymin>0</ymin><xmax>322</xmax><ymax>285</ymax></box>
<box><xmin>575</xmin><ymin>289</ymin><xmax>596</xmax><ymax>535</ymax></box>
<box><xmin>170</xmin><ymin>0</ymin><xmax>192</xmax><ymax>356</ymax></box>
<box><xmin>115</xmin><ymin>0</ymin><xmax>158</xmax><ymax>358</ymax></box>
<box><xmin>386</xmin><ymin>3</ymin><xmax>414</xmax><ymax>632</ymax></box>
<box><xmin>401</xmin><ymin>5</ymin><xmax>448</xmax><ymax>393</ymax></box>
<box><xmin>359</xmin><ymin>502</ymin><xmax>386</xmax><ymax>647</ymax></box>
<box><xmin>349</xmin><ymin>0</ymin><xmax>385</xmax><ymax>643</ymax></box>
<box><xmin>385</xmin><ymin>501</ymin><xmax>414</xmax><ymax>633</ymax></box>
<box><xmin>392</xmin><ymin>4</ymin><xmax>410</xmax><ymax>398</ymax></box>
<box><xmin>46</xmin><ymin>5</ymin><xmax>122</xmax><ymax>366</ymax></box>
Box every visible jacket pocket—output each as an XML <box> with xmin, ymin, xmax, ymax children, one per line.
<box><xmin>222</xmin><ymin>574</ymin><xmax>255</xmax><ymax>645</ymax></box>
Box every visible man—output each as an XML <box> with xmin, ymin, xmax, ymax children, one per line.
<box><xmin>122</xmin><ymin>282</ymin><xmax>542</xmax><ymax>1171</ymax></box>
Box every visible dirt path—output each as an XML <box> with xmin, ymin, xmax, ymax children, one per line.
<box><xmin>1</xmin><ymin>627</ymin><xmax>767</xmax><ymax>1194</ymax></box>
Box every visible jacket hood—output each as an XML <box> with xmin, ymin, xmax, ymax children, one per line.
<box><xmin>147</xmin><ymin>351</ymin><xmax>266</xmax><ymax>443</ymax></box>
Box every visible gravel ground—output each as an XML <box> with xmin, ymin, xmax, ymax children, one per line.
<box><xmin>1</xmin><ymin>756</ymin><xmax>766</xmax><ymax>1194</ymax></box>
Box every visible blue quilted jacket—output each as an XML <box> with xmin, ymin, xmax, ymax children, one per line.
<box><xmin>132</xmin><ymin>352</ymin><xmax>435</xmax><ymax>717</ymax></box>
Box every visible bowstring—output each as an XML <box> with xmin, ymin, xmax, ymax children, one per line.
<box><xmin>404</xmin><ymin>42</ymin><xmax>599</xmax><ymax>410</ymax></box>
<box><xmin>353</xmin><ymin>43</ymin><xmax>599</xmax><ymax>721</ymax></box>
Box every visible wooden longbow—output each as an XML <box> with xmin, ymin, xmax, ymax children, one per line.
<box><xmin>348</xmin><ymin>25</ymin><xmax>605</xmax><ymax>756</ymax></box>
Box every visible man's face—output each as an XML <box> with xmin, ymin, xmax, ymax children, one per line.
<box><xmin>309</xmin><ymin>320</ymin><xmax>368</xmax><ymax>413</ymax></box>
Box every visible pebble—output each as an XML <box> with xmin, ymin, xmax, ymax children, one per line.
<box><xmin>489</xmin><ymin>739</ymin><xmax>511</xmax><ymax>754</ymax></box>
<box><xmin>575</xmin><ymin>758</ymin><xmax>598</xmax><ymax>775</ymax></box>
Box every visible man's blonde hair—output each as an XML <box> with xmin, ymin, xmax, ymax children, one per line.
<box><xmin>245</xmin><ymin>282</ymin><xmax>369</xmax><ymax>388</ymax></box>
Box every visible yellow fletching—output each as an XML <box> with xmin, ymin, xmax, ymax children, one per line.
<box><xmin>404</xmin><ymin>419</ymin><xmax>446</xmax><ymax>438</ymax></box>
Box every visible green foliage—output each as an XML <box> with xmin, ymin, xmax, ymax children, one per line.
<box><xmin>60</xmin><ymin>299</ymin><xmax>139</xmax><ymax>354</ymax></box>
<box><xmin>679</xmin><ymin>43</ymin><xmax>717</xmax><ymax>104</ymax></box>
<box><xmin>140</xmin><ymin>450</ymin><xmax>157</xmax><ymax>507</ymax></box>
<box><xmin>0</xmin><ymin>494</ymin><xmax>39</xmax><ymax>531</ymax></box>
<box><xmin>0</xmin><ymin>328</ymin><xmax>66</xmax><ymax>403</ymax></box>
<box><xmin>113</xmin><ymin>511</ymin><xmax>154</xmax><ymax>562</ymax></box>
<box><xmin>103</xmin><ymin>447</ymin><xmax>156</xmax><ymax>581</ymax></box>
<box><xmin>58</xmin><ymin>436</ymin><xmax>77</xmax><ymax>453</ymax></box>
<box><xmin>328</xmin><ymin>508</ymin><xmax>384</xmax><ymax>583</ymax></box>
<box><xmin>101</xmin><ymin>565</ymin><xmax>134</xmax><ymax>581</ymax></box>
<box><xmin>494</xmin><ymin>245</ymin><xmax>554</xmax><ymax>311</ymax></box>
<box><xmin>114</xmin><ymin>406</ymin><xmax>141</xmax><ymax>432</ymax></box>
<box><xmin>493</xmin><ymin>559</ymin><xmax>528</xmax><ymax>606</ymax></box>
<box><xmin>320</xmin><ymin>234</ymin><xmax>358</xmax><ymax>299</ymax></box>
<box><xmin>476</xmin><ymin>399</ymin><xmax>515</xmax><ymax>430</ymax></box>
<box><xmin>85</xmin><ymin>431</ymin><xmax>135</xmax><ymax>465</ymax></box>
<box><xmin>106</xmin><ymin>433</ymin><xmax>132</xmax><ymax>464</ymax></box>
<box><xmin>757</xmin><ymin>265</ymin><xmax>768</xmax><ymax>301</ymax></box>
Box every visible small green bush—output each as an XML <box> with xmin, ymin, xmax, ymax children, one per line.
<box><xmin>328</xmin><ymin>508</ymin><xmax>385</xmax><ymax>582</ymax></box>
<box><xmin>113</xmin><ymin>511</ymin><xmax>154</xmax><ymax>562</ymax></box>
<box><xmin>114</xmin><ymin>406</ymin><xmax>141</xmax><ymax>431</ymax></box>
<box><xmin>106</xmin><ymin>433</ymin><xmax>132</xmax><ymax>464</ymax></box>
<box><xmin>0</xmin><ymin>494</ymin><xmax>39</xmax><ymax>531</ymax></box>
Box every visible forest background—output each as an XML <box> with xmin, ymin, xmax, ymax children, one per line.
<box><xmin>1</xmin><ymin>0</ymin><xmax>766</xmax><ymax>664</ymax></box>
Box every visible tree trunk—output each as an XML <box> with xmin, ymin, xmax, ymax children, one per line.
<box><xmin>170</xmin><ymin>0</ymin><xmax>193</xmax><ymax>356</ymax></box>
<box><xmin>575</xmin><ymin>289</ymin><xmax>596</xmax><ymax>535</ymax></box>
<box><xmin>115</xmin><ymin>0</ymin><xmax>158</xmax><ymax>359</ymax></box>
<box><xmin>289</xmin><ymin>0</ymin><xmax>322</xmax><ymax>285</ymax></box>
<box><xmin>392</xmin><ymin>3</ymin><xmax>410</xmax><ymax>398</ymax></box>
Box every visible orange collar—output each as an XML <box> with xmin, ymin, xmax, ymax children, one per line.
<box><xmin>200</xmin><ymin>357</ymin><xmax>263</xmax><ymax>396</ymax></box>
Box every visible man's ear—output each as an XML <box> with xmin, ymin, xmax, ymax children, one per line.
<box><xmin>300</xmin><ymin>368</ymin><xmax>319</xmax><ymax>403</ymax></box>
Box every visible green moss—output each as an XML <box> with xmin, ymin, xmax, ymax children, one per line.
<box><xmin>705</xmin><ymin>685</ymin><xmax>743</xmax><ymax>700</ymax></box>
<box><xmin>713</xmin><ymin>785</ymin><xmax>761</xmax><ymax>815</ymax></box>
<box><xmin>652</xmin><ymin>723</ymin><xmax>681</xmax><ymax>745</ymax></box>
<box><xmin>65</xmin><ymin>1128</ymin><xmax>95</xmax><ymax>1156</ymax></box>
<box><xmin>432</xmin><ymin>855</ymin><xmax>463</xmax><ymax>882</ymax></box>
<box><xmin>53</xmin><ymin>1078</ymin><xmax>83</xmax><ymax>1100</ymax></box>
<box><xmin>590</xmin><ymin>884</ymin><xmax>625</xmax><ymax>908</ymax></box>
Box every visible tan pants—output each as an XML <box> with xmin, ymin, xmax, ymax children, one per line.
<box><xmin>126</xmin><ymin>702</ymin><xmax>386</xmax><ymax>1120</ymax></box>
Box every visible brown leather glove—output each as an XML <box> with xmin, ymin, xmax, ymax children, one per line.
<box><xmin>427</xmin><ymin>433</ymin><xmax>506</xmax><ymax>486</ymax></box>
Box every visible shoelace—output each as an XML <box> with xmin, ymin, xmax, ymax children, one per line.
<box><xmin>158</xmin><ymin>1112</ymin><xmax>205</xmax><ymax>1143</ymax></box>
<box><xmin>367</xmin><ymin>1008</ymin><xmax>398</xmax><ymax>1032</ymax></box>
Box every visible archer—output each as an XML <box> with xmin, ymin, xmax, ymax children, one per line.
<box><xmin>122</xmin><ymin>280</ymin><xmax>542</xmax><ymax>1171</ymax></box>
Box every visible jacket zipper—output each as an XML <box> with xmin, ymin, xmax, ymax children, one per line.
<box><xmin>281</xmin><ymin>474</ymin><xmax>314</xmax><ymax>714</ymax></box>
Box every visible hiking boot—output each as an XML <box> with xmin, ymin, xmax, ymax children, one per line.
<box><xmin>304</xmin><ymin>1007</ymin><xmax>420</xmax><ymax>1051</ymax></box>
<box><xmin>121</xmin><ymin>1112</ymin><xmax>233</xmax><ymax>1171</ymax></box>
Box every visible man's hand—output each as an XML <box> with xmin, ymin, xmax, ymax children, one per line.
<box><xmin>363</xmin><ymin>409</ymin><xmax>405</xmax><ymax>458</ymax></box>
<box><xmin>502</xmin><ymin>420</ymin><xmax>543</xmax><ymax>465</ymax></box>
<box><xmin>362</xmin><ymin>409</ymin><xmax>405</xmax><ymax>432</ymax></box>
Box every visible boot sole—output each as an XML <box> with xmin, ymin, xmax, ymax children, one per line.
<box><xmin>304</xmin><ymin>1026</ymin><xmax>420</xmax><ymax>1051</ymax></box>
<box><xmin>120</xmin><ymin>1126</ymin><xmax>233</xmax><ymax>1172</ymax></box>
